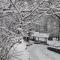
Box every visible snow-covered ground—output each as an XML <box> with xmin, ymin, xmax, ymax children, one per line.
<box><xmin>28</xmin><ymin>44</ymin><xmax>60</xmax><ymax>60</ymax></box>
<box><xmin>8</xmin><ymin>39</ymin><xmax>60</xmax><ymax>60</ymax></box>
<box><xmin>8</xmin><ymin>39</ymin><xmax>30</xmax><ymax>60</ymax></box>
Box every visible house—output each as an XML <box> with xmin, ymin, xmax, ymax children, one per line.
<box><xmin>31</xmin><ymin>31</ymin><xmax>49</xmax><ymax>42</ymax></box>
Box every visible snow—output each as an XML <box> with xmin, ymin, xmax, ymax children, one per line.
<box><xmin>8</xmin><ymin>38</ymin><xmax>60</xmax><ymax>60</ymax></box>
<box><xmin>28</xmin><ymin>44</ymin><xmax>60</xmax><ymax>60</ymax></box>
<box><xmin>47</xmin><ymin>40</ymin><xmax>60</xmax><ymax>47</ymax></box>
<box><xmin>8</xmin><ymin>39</ymin><xmax>29</xmax><ymax>60</ymax></box>
<box><xmin>32</xmin><ymin>32</ymin><xmax>49</xmax><ymax>38</ymax></box>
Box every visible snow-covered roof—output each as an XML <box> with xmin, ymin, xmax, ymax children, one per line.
<box><xmin>32</xmin><ymin>32</ymin><xmax>49</xmax><ymax>38</ymax></box>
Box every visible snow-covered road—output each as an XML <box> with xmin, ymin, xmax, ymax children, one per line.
<box><xmin>28</xmin><ymin>44</ymin><xmax>60</xmax><ymax>60</ymax></box>
<box><xmin>8</xmin><ymin>40</ymin><xmax>60</xmax><ymax>60</ymax></box>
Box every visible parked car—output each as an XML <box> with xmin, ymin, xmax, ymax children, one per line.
<box><xmin>47</xmin><ymin>37</ymin><xmax>60</xmax><ymax>53</ymax></box>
